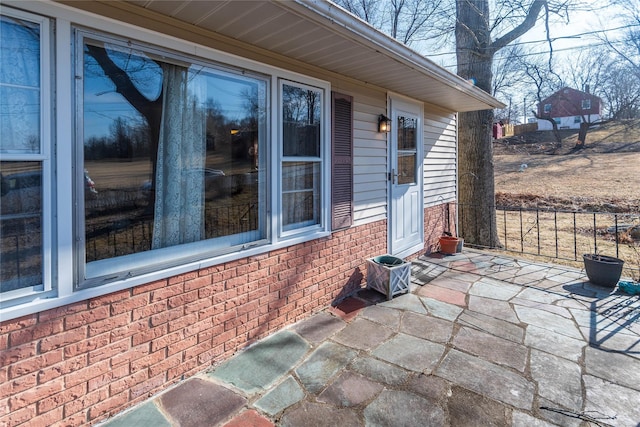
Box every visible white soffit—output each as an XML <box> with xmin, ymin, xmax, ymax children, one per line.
<box><xmin>101</xmin><ymin>0</ymin><xmax>505</xmax><ymax>112</ymax></box>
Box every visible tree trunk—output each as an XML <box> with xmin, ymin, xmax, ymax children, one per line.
<box><xmin>576</xmin><ymin>122</ymin><xmax>589</xmax><ymax>148</ymax></box>
<box><xmin>455</xmin><ymin>0</ymin><xmax>500</xmax><ymax>247</ymax></box>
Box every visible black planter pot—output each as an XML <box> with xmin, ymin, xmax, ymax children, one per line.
<box><xmin>583</xmin><ymin>254</ymin><xmax>624</xmax><ymax>287</ymax></box>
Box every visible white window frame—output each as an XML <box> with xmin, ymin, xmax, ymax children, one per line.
<box><xmin>1</xmin><ymin>1</ymin><xmax>331</xmax><ymax>321</ymax></box>
<box><xmin>582</xmin><ymin>99</ymin><xmax>591</xmax><ymax>110</ymax></box>
<box><xmin>278</xmin><ymin>79</ymin><xmax>329</xmax><ymax>238</ymax></box>
<box><xmin>0</xmin><ymin>7</ymin><xmax>54</xmax><ymax>305</ymax></box>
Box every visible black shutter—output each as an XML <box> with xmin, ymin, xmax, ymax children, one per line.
<box><xmin>331</xmin><ymin>92</ymin><xmax>353</xmax><ymax>231</ymax></box>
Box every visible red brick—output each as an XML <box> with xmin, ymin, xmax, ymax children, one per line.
<box><xmin>88</xmin><ymin>338</ymin><xmax>130</xmax><ymax>364</ymax></box>
<box><xmin>88</xmin><ymin>363</ymin><xmax>128</xmax><ymax>392</ymax></box>
<box><xmin>167</xmin><ymin>358</ymin><xmax>198</xmax><ymax>381</ymax></box>
<box><xmin>148</xmin><ymin>353</ymin><xmax>181</xmax><ymax>377</ymax></box>
<box><xmin>149</xmin><ymin>306</ymin><xmax>183</xmax><ymax>327</ymax></box>
<box><xmin>63</xmin><ymin>387</ymin><xmax>108</xmax><ymax>419</ymax></box>
<box><xmin>132</xmin><ymin>278</ymin><xmax>167</xmax><ymax>295</ymax></box>
<box><xmin>62</xmin><ymin>332</ymin><xmax>108</xmax><ymax>358</ymax></box>
<box><xmin>89</xmin><ymin>289</ymin><xmax>130</xmax><ymax>308</ymax></box>
<box><xmin>167</xmin><ymin>312</ymin><xmax>198</xmax><ymax>332</ymax></box>
<box><xmin>9</xmin><ymin>377</ymin><xmax>64</xmax><ymax>411</ymax></box>
<box><xmin>111</xmin><ymin>343</ymin><xmax>149</xmax><ymax>368</ymax></box>
<box><xmin>65</xmin><ymin>359</ymin><xmax>110</xmax><ymax>388</ymax></box>
<box><xmin>0</xmin><ymin>403</ymin><xmax>36</xmax><ymax>426</ymax></box>
<box><xmin>64</xmin><ymin>306</ymin><xmax>110</xmax><ymax>330</ymax></box>
<box><xmin>151</xmin><ymin>330</ymin><xmax>184</xmax><ymax>353</ymax></box>
<box><xmin>109</xmin><ymin>318</ymin><xmax>146</xmax><ymax>341</ymax></box>
<box><xmin>168</xmin><ymin>289</ymin><xmax>199</xmax><ymax>309</ymax></box>
<box><xmin>8</xmin><ymin>318</ymin><xmax>64</xmax><ymax>347</ymax></box>
<box><xmin>167</xmin><ymin>334</ymin><xmax>197</xmax><ymax>357</ymax></box>
<box><xmin>109</xmin><ymin>368</ymin><xmax>148</xmax><ymax>395</ymax></box>
<box><xmin>184</xmin><ymin>275</ymin><xmax>212</xmax><ymax>291</ymax></box>
<box><xmin>88</xmin><ymin>390</ymin><xmax>129</xmax><ymax>420</ymax></box>
<box><xmin>184</xmin><ymin>298</ymin><xmax>213</xmax><ymax>315</ymax></box>
<box><xmin>131</xmin><ymin>349</ymin><xmax>165</xmax><ymax>373</ymax></box>
<box><xmin>133</xmin><ymin>299</ymin><xmax>169</xmax><ymax>321</ymax></box>
<box><xmin>37</xmin><ymin>382</ymin><xmax>85</xmax><ymax>413</ymax></box>
<box><xmin>0</xmin><ymin>341</ymin><xmax>37</xmax><ymax>367</ymax></box>
<box><xmin>0</xmin><ymin>314</ymin><xmax>37</xmax><ymax>334</ymax></box>
<box><xmin>150</xmin><ymin>283</ymin><xmax>184</xmax><ymax>302</ymax></box>
<box><xmin>38</xmin><ymin>326</ymin><xmax>87</xmax><ymax>353</ymax></box>
<box><xmin>37</xmin><ymin>354</ymin><xmax>86</xmax><ymax>384</ymax></box>
<box><xmin>8</xmin><ymin>349</ymin><xmax>63</xmax><ymax>378</ymax></box>
<box><xmin>0</xmin><ymin>372</ymin><xmax>37</xmax><ymax>399</ymax></box>
<box><xmin>110</xmin><ymin>293</ymin><xmax>148</xmax><ymax>315</ymax></box>
<box><xmin>88</xmin><ymin>312</ymin><xmax>131</xmax><ymax>337</ymax></box>
<box><xmin>168</xmin><ymin>270</ymin><xmax>198</xmax><ymax>285</ymax></box>
<box><xmin>129</xmin><ymin>373</ymin><xmax>165</xmax><ymax>400</ymax></box>
<box><xmin>132</xmin><ymin>323</ymin><xmax>168</xmax><ymax>346</ymax></box>
<box><xmin>53</xmin><ymin>411</ymin><xmax>86</xmax><ymax>427</ymax></box>
<box><xmin>198</xmin><ymin>323</ymin><xmax>223</xmax><ymax>344</ymax></box>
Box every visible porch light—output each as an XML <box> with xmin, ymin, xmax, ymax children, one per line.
<box><xmin>378</xmin><ymin>114</ymin><xmax>391</xmax><ymax>133</ymax></box>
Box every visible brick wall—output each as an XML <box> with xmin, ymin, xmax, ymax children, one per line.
<box><xmin>1</xmin><ymin>220</ymin><xmax>388</xmax><ymax>427</ymax></box>
<box><xmin>423</xmin><ymin>203</ymin><xmax>457</xmax><ymax>254</ymax></box>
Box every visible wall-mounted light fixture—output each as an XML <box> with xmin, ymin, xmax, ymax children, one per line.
<box><xmin>378</xmin><ymin>114</ymin><xmax>391</xmax><ymax>133</ymax></box>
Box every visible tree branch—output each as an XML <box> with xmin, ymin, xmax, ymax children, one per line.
<box><xmin>490</xmin><ymin>0</ymin><xmax>546</xmax><ymax>53</ymax></box>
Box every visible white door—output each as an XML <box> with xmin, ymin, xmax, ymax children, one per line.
<box><xmin>389</xmin><ymin>97</ymin><xmax>423</xmax><ymax>256</ymax></box>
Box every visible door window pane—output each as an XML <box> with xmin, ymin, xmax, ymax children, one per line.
<box><xmin>396</xmin><ymin>116</ymin><xmax>417</xmax><ymax>185</ymax></box>
<box><xmin>81</xmin><ymin>36</ymin><xmax>267</xmax><ymax>272</ymax></box>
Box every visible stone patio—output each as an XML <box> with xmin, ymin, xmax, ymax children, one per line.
<box><xmin>99</xmin><ymin>249</ymin><xmax>640</xmax><ymax>426</ymax></box>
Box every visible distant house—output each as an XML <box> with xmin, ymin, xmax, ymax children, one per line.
<box><xmin>537</xmin><ymin>87</ymin><xmax>602</xmax><ymax>130</ymax></box>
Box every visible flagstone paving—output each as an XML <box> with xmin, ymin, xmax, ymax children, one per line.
<box><xmin>99</xmin><ymin>249</ymin><xmax>640</xmax><ymax>427</ymax></box>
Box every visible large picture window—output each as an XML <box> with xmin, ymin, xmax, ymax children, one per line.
<box><xmin>78</xmin><ymin>33</ymin><xmax>268</xmax><ymax>283</ymax></box>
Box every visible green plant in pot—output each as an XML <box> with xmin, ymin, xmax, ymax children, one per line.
<box><xmin>583</xmin><ymin>253</ymin><xmax>624</xmax><ymax>288</ymax></box>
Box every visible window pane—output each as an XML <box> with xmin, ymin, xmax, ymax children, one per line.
<box><xmin>1</xmin><ymin>162</ymin><xmax>43</xmax><ymax>292</ymax></box>
<box><xmin>0</xmin><ymin>15</ymin><xmax>41</xmax><ymax>154</ymax></box>
<box><xmin>397</xmin><ymin>116</ymin><xmax>417</xmax><ymax>150</ymax></box>
<box><xmin>82</xmin><ymin>37</ymin><xmax>267</xmax><ymax>269</ymax></box>
<box><xmin>282</xmin><ymin>84</ymin><xmax>320</xmax><ymax>157</ymax></box>
<box><xmin>282</xmin><ymin>162</ymin><xmax>320</xmax><ymax>230</ymax></box>
<box><xmin>397</xmin><ymin>153</ymin><xmax>416</xmax><ymax>185</ymax></box>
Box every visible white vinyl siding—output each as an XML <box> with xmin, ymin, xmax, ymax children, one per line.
<box><xmin>423</xmin><ymin>109</ymin><xmax>458</xmax><ymax>206</ymax></box>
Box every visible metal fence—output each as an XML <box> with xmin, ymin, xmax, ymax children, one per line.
<box><xmin>459</xmin><ymin>203</ymin><xmax>640</xmax><ymax>280</ymax></box>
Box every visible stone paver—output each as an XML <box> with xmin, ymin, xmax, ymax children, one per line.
<box><xmin>100</xmin><ymin>250</ymin><xmax>640</xmax><ymax>427</ymax></box>
<box><xmin>372</xmin><ymin>333</ymin><xmax>445</xmax><ymax>373</ymax></box>
<box><xmin>400</xmin><ymin>311</ymin><xmax>453</xmax><ymax>343</ymax></box>
<box><xmin>453</xmin><ymin>326</ymin><xmax>528</xmax><ymax>372</ymax></box>
<box><xmin>364</xmin><ymin>390</ymin><xmax>446</xmax><ymax>426</ymax></box>
<box><xmin>209</xmin><ymin>330</ymin><xmax>310</xmax><ymax>395</ymax></box>
<box><xmin>317</xmin><ymin>371</ymin><xmax>383</xmax><ymax>407</ymax></box>
<box><xmin>295</xmin><ymin>341</ymin><xmax>357</xmax><ymax>394</ymax></box>
<box><xmin>332</xmin><ymin>317</ymin><xmax>394</xmax><ymax>350</ymax></box>
<box><xmin>254</xmin><ymin>376</ymin><xmax>304</xmax><ymax>416</ymax></box>
<box><xmin>159</xmin><ymin>378</ymin><xmax>246</xmax><ymax>427</ymax></box>
<box><xmin>437</xmin><ymin>349</ymin><xmax>535</xmax><ymax>410</ymax></box>
<box><xmin>530</xmin><ymin>349</ymin><xmax>583</xmax><ymax>411</ymax></box>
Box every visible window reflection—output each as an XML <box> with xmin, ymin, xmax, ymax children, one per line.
<box><xmin>82</xmin><ymin>37</ymin><xmax>267</xmax><ymax>265</ymax></box>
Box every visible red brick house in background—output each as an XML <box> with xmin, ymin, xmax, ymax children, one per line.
<box><xmin>0</xmin><ymin>1</ymin><xmax>502</xmax><ymax>425</ymax></box>
<box><xmin>537</xmin><ymin>87</ymin><xmax>602</xmax><ymax>131</ymax></box>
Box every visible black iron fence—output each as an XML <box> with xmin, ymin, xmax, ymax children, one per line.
<box><xmin>459</xmin><ymin>203</ymin><xmax>640</xmax><ymax>281</ymax></box>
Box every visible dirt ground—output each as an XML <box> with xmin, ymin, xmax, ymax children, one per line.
<box><xmin>493</xmin><ymin>120</ymin><xmax>640</xmax><ymax>212</ymax></box>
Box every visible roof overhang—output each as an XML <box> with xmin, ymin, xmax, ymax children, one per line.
<box><xmin>61</xmin><ymin>0</ymin><xmax>505</xmax><ymax>112</ymax></box>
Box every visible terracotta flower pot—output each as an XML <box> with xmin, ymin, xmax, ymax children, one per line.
<box><xmin>439</xmin><ymin>236</ymin><xmax>460</xmax><ymax>255</ymax></box>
